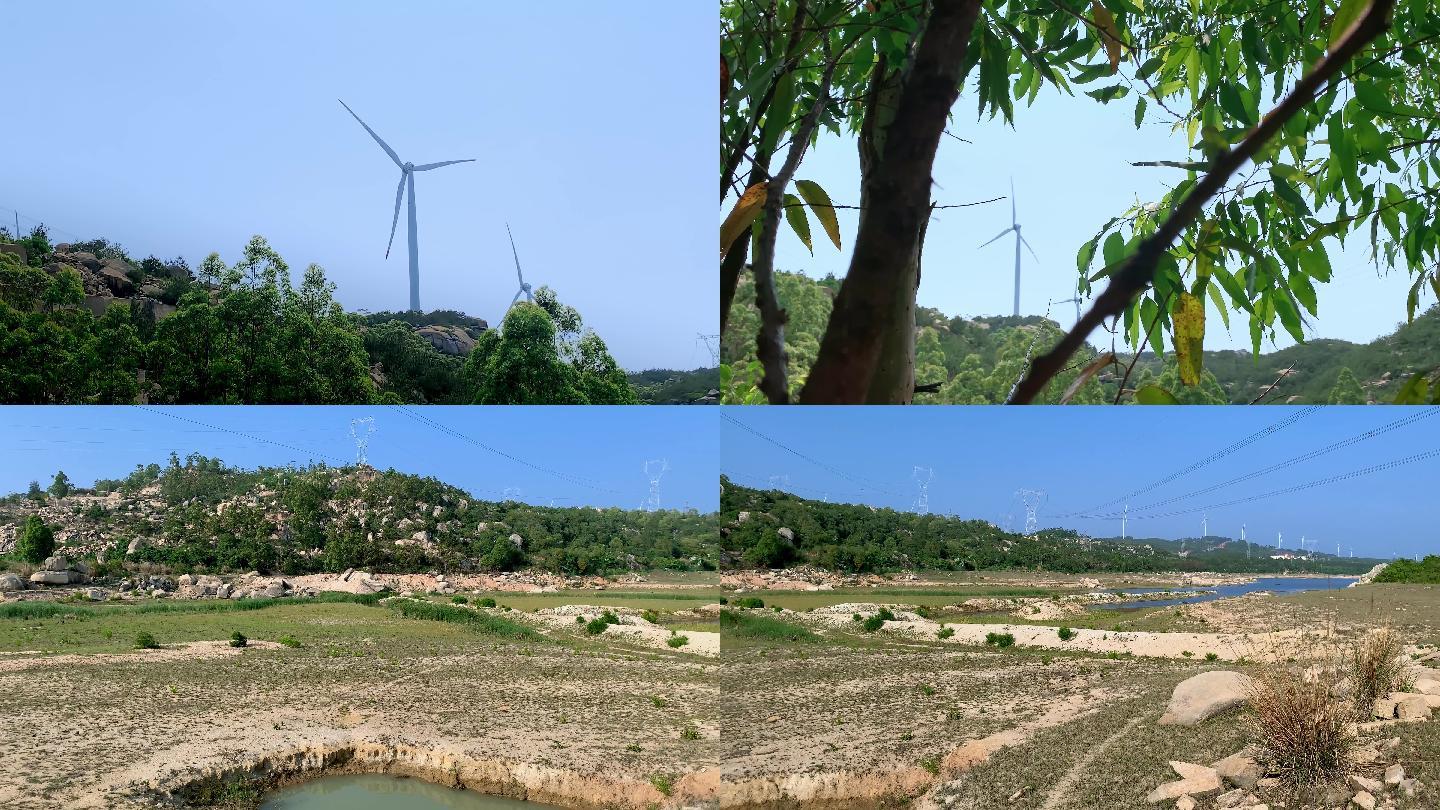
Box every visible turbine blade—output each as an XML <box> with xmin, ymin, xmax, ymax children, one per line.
<box><xmin>978</xmin><ymin>227</ymin><xmax>1014</xmax><ymax>249</ymax></box>
<box><xmin>1020</xmin><ymin>233</ymin><xmax>1039</xmax><ymax>262</ymax></box>
<box><xmin>507</xmin><ymin>223</ymin><xmax>524</xmax><ymax>285</ymax></box>
<box><xmin>412</xmin><ymin>159</ymin><xmax>476</xmax><ymax>171</ymax></box>
<box><xmin>385</xmin><ymin>173</ymin><xmax>405</xmax><ymax>259</ymax></box>
<box><xmin>338</xmin><ymin>99</ymin><xmax>402</xmax><ymax>167</ymax></box>
<box><xmin>510</xmin><ymin>288</ymin><xmax>525</xmax><ymax>307</ymax></box>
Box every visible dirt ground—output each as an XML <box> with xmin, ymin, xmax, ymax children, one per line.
<box><xmin>0</xmin><ymin>600</ymin><xmax>719</xmax><ymax>810</ymax></box>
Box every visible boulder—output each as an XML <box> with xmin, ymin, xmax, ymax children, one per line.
<box><xmin>216</xmin><ymin>583</ymin><xmax>232</xmax><ymax>599</ymax></box>
<box><xmin>1383</xmin><ymin>764</ymin><xmax>1405</xmax><ymax>786</ymax></box>
<box><xmin>0</xmin><ymin>243</ymin><xmax>27</xmax><ymax>263</ymax></box>
<box><xmin>97</xmin><ymin>263</ymin><xmax>135</xmax><ymax>297</ymax></box>
<box><xmin>0</xmin><ymin>572</ymin><xmax>26</xmax><ymax>591</ymax></box>
<box><xmin>509</xmin><ymin>533</ymin><xmax>524</xmax><ymax>550</ymax></box>
<box><xmin>1175</xmin><ymin>797</ymin><xmax>1196</xmax><ymax>810</ymax></box>
<box><xmin>1212</xmin><ymin>751</ymin><xmax>1262</xmax><ymax>789</ymax></box>
<box><xmin>1394</xmin><ymin>693</ymin><xmax>1431</xmax><ymax>720</ymax></box>
<box><xmin>1373</xmin><ymin>696</ymin><xmax>1400</xmax><ymax>719</ymax></box>
<box><xmin>29</xmin><ymin>571</ymin><xmax>72</xmax><ymax>585</ymax></box>
<box><xmin>1159</xmin><ymin>671</ymin><xmax>1254</xmax><ymax>726</ymax></box>
<box><xmin>263</xmin><ymin>581</ymin><xmax>286</xmax><ymax>598</ymax></box>
<box><xmin>1351</xmin><ymin>790</ymin><xmax>1376</xmax><ymax>810</ymax></box>
<box><xmin>1413</xmin><ymin>678</ymin><xmax>1440</xmax><ymax>696</ymax></box>
<box><xmin>1215</xmin><ymin>788</ymin><xmax>1254</xmax><ymax>808</ymax></box>
<box><xmin>414</xmin><ymin>324</ymin><xmax>478</xmax><ymax>356</ymax></box>
<box><xmin>1348</xmin><ymin>775</ymin><xmax>1383</xmax><ymax>795</ymax></box>
<box><xmin>41</xmin><ymin>555</ymin><xmax>70</xmax><ymax>572</ymax></box>
<box><xmin>176</xmin><ymin>574</ymin><xmax>195</xmax><ymax>587</ymax></box>
<box><xmin>777</xmin><ymin>527</ymin><xmax>795</xmax><ymax>542</ymax></box>
<box><xmin>84</xmin><ymin>588</ymin><xmax>107</xmax><ymax>601</ymax></box>
<box><xmin>1146</xmin><ymin>761</ymin><xmax>1223</xmax><ymax>803</ymax></box>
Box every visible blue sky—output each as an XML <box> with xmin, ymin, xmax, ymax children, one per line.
<box><xmin>0</xmin><ymin>407</ymin><xmax>717</xmax><ymax>513</ymax></box>
<box><xmin>722</xmin><ymin>407</ymin><xmax>1440</xmax><ymax>559</ymax></box>
<box><xmin>0</xmin><ymin>1</ymin><xmax>712</xmax><ymax>371</ymax></box>
<box><xmin>733</xmin><ymin>80</ymin><xmax>1423</xmax><ymax>351</ymax></box>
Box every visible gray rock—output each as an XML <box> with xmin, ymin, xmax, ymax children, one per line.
<box><xmin>1394</xmin><ymin>693</ymin><xmax>1431</xmax><ymax>720</ymax></box>
<box><xmin>1349</xmin><ymin>775</ymin><xmax>1383</xmax><ymax>795</ymax></box>
<box><xmin>84</xmin><ymin>588</ymin><xmax>107</xmax><ymax>601</ymax></box>
<box><xmin>1383</xmin><ymin>764</ymin><xmax>1405</xmax><ymax>786</ymax></box>
<box><xmin>509</xmin><ymin>533</ymin><xmax>524</xmax><ymax>550</ymax></box>
<box><xmin>1373</xmin><ymin>696</ymin><xmax>1399</xmax><ymax>719</ymax></box>
<box><xmin>263</xmin><ymin>581</ymin><xmax>286</xmax><ymax>598</ymax></box>
<box><xmin>29</xmin><ymin>571</ymin><xmax>72</xmax><ymax>585</ymax></box>
<box><xmin>41</xmin><ymin>555</ymin><xmax>70</xmax><ymax>572</ymax></box>
<box><xmin>1351</xmin><ymin>789</ymin><xmax>1376</xmax><ymax>810</ymax></box>
<box><xmin>1212</xmin><ymin>751</ymin><xmax>1262</xmax><ymax>789</ymax></box>
<box><xmin>0</xmin><ymin>572</ymin><xmax>26</xmax><ymax>591</ymax></box>
<box><xmin>1159</xmin><ymin>671</ymin><xmax>1255</xmax><ymax>726</ymax></box>
<box><xmin>1145</xmin><ymin>761</ymin><xmax>1223</xmax><ymax>803</ymax></box>
<box><xmin>176</xmin><ymin>574</ymin><xmax>195</xmax><ymax>587</ymax></box>
<box><xmin>216</xmin><ymin>583</ymin><xmax>232</xmax><ymax>599</ymax></box>
<box><xmin>777</xmin><ymin>527</ymin><xmax>795</xmax><ymax>542</ymax></box>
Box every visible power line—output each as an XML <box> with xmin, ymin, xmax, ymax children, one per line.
<box><xmin>720</xmin><ymin>412</ymin><xmax>906</xmax><ymax>499</ymax></box>
<box><xmin>389</xmin><ymin>405</ymin><xmax>621</xmax><ymax>494</ymax></box>
<box><xmin>1056</xmin><ymin>406</ymin><xmax>1319</xmax><ymax>517</ymax></box>
<box><xmin>137</xmin><ymin>406</ymin><xmax>350</xmax><ymax>465</ymax></box>
<box><xmin>1107</xmin><ymin>407</ymin><xmax>1440</xmax><ymax>518</ymax></box>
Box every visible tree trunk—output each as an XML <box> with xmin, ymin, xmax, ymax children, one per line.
<box><xmin>799</xmin><ymin>0</ymin><xmax>982</xmax><ymax>404</ymax></box>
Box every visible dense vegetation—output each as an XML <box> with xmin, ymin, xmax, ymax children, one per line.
<box><xmin>724</xmin><ymin>271</ymin><xmax>1440</xmax><ymax>404</ymax></box>
<box><xmin>628</xmin><ymin>367</ymin><xmax>721</xmax><ymax>404</ymax></box>
<box><xmin>1373</xmin><ymin>555</ymin><xmax>1440</xmax><ymax>583</ymax></box>
<box><xmin>0</xmin><ymin>456</ymin><xmax>716</xmax><ymax>576</ymax></box>
<box><xmin>720</xmin><ymin>477</ymin><xmax>1376</xmax><ymax>574</ymax></box>
<box><xmin>0</xmin><ymin>227</ymin><xmax>641</xmax><ymax>404</ymax></box>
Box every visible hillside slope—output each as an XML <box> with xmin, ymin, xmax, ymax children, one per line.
<box><xmin>0</xmin><ymin>457</ymin><xmax>716</xmax><ymax>575</ymax></box>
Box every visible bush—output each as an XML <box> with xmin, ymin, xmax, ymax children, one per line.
<box><xmin>1348</xmin><ymin>628</ymin><xmax>1408</xmax><ymax>715</ymax></box>
<box><xmin>718</xmin><ymin>597</ymin><xmax>728</xmax><ymax>605</ymax></box>
<box><xmin>641</xmin><ymin>609</ymin><xmax>659</xmax><ymax>624</ymax></box>
<box><xmin>1205</xmin><ymin>652</ymin><xmax>1220</xmax><ymax>661</ymax></box>
<box><xmin>733</xmin><ymin>596</ymin><xmax>765</xmax><ymax>609</ymax></box>
<box><xmin>680</xmin><ymin>724</ymin><xmax>701</xmax><ymax>740</ymax></box>
<box><xmin>1057</xmin><ymin>627</ymin><xmax>1076</xmax><ymax>641</ymax></box>
<box><xmin>861</xmin><ymin>614</ymin><xmax>887</xmax><ymax>633</ymax></box>
<box><xmin>134</xmin><ymin>631</ymin><xmax>159</xmax><ymax>649</ymax></box>
<box><xmin>229</xmin><ymin>631</ymin><xmax>247</xmax><ymax>648</ymax></box>
<box><xmin>278</xmin><ymin>634</ymin><xmax>301</xmax><ymax>648</ymax></box>
<box><xmin>985</xmin><ymin>632</ymin><xmax>1015</xmax><ymax>648</ymax></box>
<box><xmin>666</xmin><ymin>634</ymin><xmax>689</xmax><ymax>648</ymax></box>
<box><xmin>600</xmin><ymin>610</ymin><xmax>621</xmax><ymax>625</ymax></box>
<box><xmin>451</xmin><ymin>595</ymin><xmax>468</xmax><ymax>604</ymax></box>
<box><xmin>585</xmin><ymin>618</ymin><xmax>610</xmax><ymax>635</ymax></box>
<box><xmin>476</xmin><ymin>597</ymin><xmax>497</xmax><ymax>608</ymax></box>
<box><xmin>15</xmin><ymin>515</ymin><xmax>55</xmax><ymax>565</ymax></box>
<box><xmin>920</xmin><ymin>755</ymin><xmax>941</xmax><ymax>775</ymax></box>
<box><xmin>1247</xmin><ymin>668</ymin><xmax>1353</xmax><ymax>784</ymax></box>
<box><xmin>937</xmin><ymin>627</ymin><xmax>955</xmax><ymax>640</ymax></box>
<box><xmin>649</xmin><ymin>774</ymin><xmax>674</xmax><ymax>797</ymax></box>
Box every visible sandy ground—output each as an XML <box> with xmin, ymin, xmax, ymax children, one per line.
<box><xmin>0</xmin><ymin>604</ymin><xmax>719</xmax><ymax>810</ymax></box>
<box><xmin>527</xmin><ymin>605</ymin><xmax>720</xmax><ymax>657</ymax></box>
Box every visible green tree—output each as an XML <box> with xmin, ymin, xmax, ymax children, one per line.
<box><xmin>15</xmin><ymin>515</ymin><xmax>55</xmax><ymax>564</ymax></box>
<box><xmin>25</xmin><ymin>481</ymin><xmax>43</xmax><ymax>501</ymax></box>
<box><xmin>466</xmin><ymin>304</ymin><xmax>586</xmax><ymax>404</ymax></box>
<box><xmin>48</xmin><ymin>471</ymin><xmax>72</xmax><ymax>499</ymax></box>
<box><xmin>1328</xmin><ymin>367</ymin><xmax>1367</xmax><ymax>405</ymax></box>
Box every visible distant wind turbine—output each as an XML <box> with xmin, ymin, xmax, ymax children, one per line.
<box><xmin>339</xmin><ymin>99</ymin><xmax>475</xmax><ymax>312</ymax></box>
<box><xmin>979</xmin><ymin>178</ymin><xmax>1038</xmax><ymax>317</ymax></box>
<box><xmin>504</xmin><ymin>223</ymin><xmax>534</xmax><ymax>313</ymax></box>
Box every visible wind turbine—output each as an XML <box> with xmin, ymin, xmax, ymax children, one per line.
<box><xmin>979</xmin><ymin>178</ymin><xmax>1038</xmax><ymax>317</ymax></box>
<box><xmin>339</xmin><ymin>99</ymin><xmax>475</xmax><ymax>312</ymax></box>
<box><xmin>504</xmin><ymin>223</ymin><xmax>534</xmax><ymax>314</ymax></box>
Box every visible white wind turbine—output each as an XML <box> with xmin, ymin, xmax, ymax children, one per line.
<box><xmin>504</xmin><ymin>223</ymin><xmax>534</xmax><ymax>315</ymax></box>
<box><xmin>339</xmin><ymin>99</ymin><xmax>475</xmax><ymax>312</ymax></box>
<box><xmin>979</xmin><ymin>178</ymin><xmax>1038</xmax><ymax>317</ymax></box>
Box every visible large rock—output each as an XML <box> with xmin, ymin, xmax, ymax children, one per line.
<box><xmin>29</xmin><ymin>571</ymin><xmax>73</xmax><ymax>585</ymax></box>
<box><xmin>1159</xmin><ymin>671</ymin><xmax>1254</xmax><ymax>726</ymax></box>
<box><xmin>263</xmin><ymin>581</ymin><xmax>287</xmax><ymax>598</ymax></box>
<box><xmin>1413</xmin><ymin>678</ymin><xmax>1440</xmax><ymax>696</ymax></box>
<box><xmin>97</xmin><ymin>262</ymin><xmax>135</xmax><ymax>297</ymax></box>
<box><xmin>1146</xmin><ymin>761</ymin><xmax>1224</xmax><ymax>803</ymax></box>
<box><xmin>1394</xmin><ymin>693</ymin><xmax>1431</xmax><ymax>720</ymax></box>
<box><xmin>414</xmin><ymin>324</ymin><xmax>479</xmax><ymax>356</ymax></box>
<box><xmin>41</xmin><ymin>555</ymin><xmax>70</xmax><ymax>572</ymax></box>
<box><xmin>1212</xmin><ymin>750</ymin><xmax>1262</xmax><ymax>789</ymax></box>
<box><xmin>0</xmin><ymin>572</ymin><xmax>26</xmax><ymax>591</ymax></box>
<box><xmin>0</xmin><ymin>243</ymin><xmax>26</xmax><ymax>264</ymax></box>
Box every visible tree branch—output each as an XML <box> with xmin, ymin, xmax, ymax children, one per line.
<box><xmin>1009</xmin><ymin>0</ymin><xmax>1396</xmax><ymax>404</ymax></box>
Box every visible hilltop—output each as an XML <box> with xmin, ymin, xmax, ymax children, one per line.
<box><xmin>719</xmin><ymin>477</ymin><xmax>1377</xmax><ymax>575</ymax></box>
<box><xmin>0</xmin><ymin>227</ymin><xmax>708</xmax><ymax>404</ymax></box>
<box><xmin>722</xmin><ymin>271</ymin><xmax>1440</xmax><ymax>404</ymax></box>
<box><xmin>0</xmin><ymin>456</ymin><xmax>716</xmax><ymax>577</ymax></box>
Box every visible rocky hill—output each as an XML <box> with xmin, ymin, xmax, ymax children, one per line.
<box><xmin>0</xmin><ymin>457</ymin><xmax>716</xmax><ymax>577</ymax></box>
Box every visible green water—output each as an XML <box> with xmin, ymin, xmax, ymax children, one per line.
<box><xmin>259</xmin><ymin>774</ymin><xmax>560</xmax><ymax>809</ymax></box>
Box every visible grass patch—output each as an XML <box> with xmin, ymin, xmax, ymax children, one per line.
<box><xmin>134</xmin><ymin>631</ymin><xmax>159</xmax><ymax>649</ymax></box>
<box><xmin>1348</xmin><ymin>627</ymin><xmax>1408</xmax><ymax>715</ymax></box>
<box><xmin>386</xmin><ymin>599</ymin><xmax>541</xmax><ymax>641</ymax></box>
<box><xmin>720</xmin><ymin>608</ymin><xmax>819</xmax><ymax>643</ymax></box>
<box><xmin>1247</xmin><ymin>667</ymin><xmax>1353</xmax><ymax>785</ymax></box>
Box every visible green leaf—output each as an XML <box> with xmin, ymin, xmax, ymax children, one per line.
<box><xmin>1271</xmin><ymin>290</ymin><xmax>1306</xmax><ymax>343</ymax></box>
<box><xmin>1329</xmin><ymin>0</ymin><xmax>1372</xmax><ymax>52</ymax></box>
<box><xmin>1393</xmin><ymin>373</ymin><xmax>1430</xmax><ymax>405</ymax></box>
<box><xmin>1135</xmin><ymin>384</ymin><xmax>1180</xmax><ymax>405</ymax></box>
<box><xmin>1173</xmin><ymin>292</ymin><xmax>1205</xmax><ymax>387</ymax></box>
<box><xmin>1086</xmin><ymin>84</ymin><xmax>1129</xmax><ymax>103</ymax></box>
<box><xmin>1288</xmin><ymin>272</ymin><xmax>1318</xmax><ymax>316</ymax></box>
<box><xmin>794</xmin><ymin>180</ymin><xmax>841</xmax><ymax>251</ymax></box>
<box><xmin>783</xmin><ymin>194</ymin><xmax>813</xmax><ymax>254</ymax></box>
<box><xmin>1206</xmin><ymin>281</ymin><xmax>1231</xmax><ymax>330</ymax></box>
<box><xmin>1219</xmin><ymin>83</ymin><xmax>1253</xmax><ymax>125</ymax></box>
<box><xmin>1134</xmin><ymin>96</ymin><xmax>1147</xmax><ymax>129</ymax></box>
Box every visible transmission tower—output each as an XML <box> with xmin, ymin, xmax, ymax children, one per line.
<box><xmin>349</xmin><ymin>417</ymin><xmax>376</xmax><ymax>466</ymax></box>
<box><xmin>913</xmin><ymin>466</ymin><xmax>934</xmax><ymax>514</ymax></box>
<box><xmin>1120</xmin><ymin>501</ymin><xmax>1129</xmax><ymax>540</ymax></box>
<box><xmin>767</xmin><ymin>474</ymin><xmax>790</xmax><ymax>490</ymax></box>
<box><xmin>644</xmin><ymin>458</ymin><xmax>669</xmax><ymax>511</ymax></box>
<box><xmin>502</xmin><ymin>486</ymin><xmax>523</xmax><ymax>500</ymax></box>
<box><xmin>1016</xmin><ymin>489</ymin><xmax>1045</xmax><ymax>535</ymax></box>
<box><xmin>696</xmin><ymin>333</ymin><xmax>719</xmax><ymax>366</ymax></box>
<box><xmin>1201</xmin><ymin>513</ymin><xmax>1208</xmax><ymax>537</ymax></box>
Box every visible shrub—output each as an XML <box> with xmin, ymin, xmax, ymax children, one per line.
<box><xmin>937</xmin><ymin>627</ymin><xmax>955</xmax><ymax>640</ymax></box>
<box><xmin>451</xmin><ymin>595</ymin><xmax>468</xmax><ymax>604</ymax></box>
<box><xmin>229</xmin><ymin>631</ymin><xmax>247</xmax><ymax>648</ymax></box>
<box><xmin>641</xmin><ymin>609</ymin><xmax>659</xmax><ymax>624</ymax></box>
<box><xmin>649</xmin><ymin>774</ymin><xmax>674</xmax><ymax>797</ymax></box>
<box><xmin>861</xmin><ymin>615</ymin><xmax>886</xmax><ymax>633</ymax></box>
<box><xmin>278</xmin><ymin>635</ymin><xmax>301</xmax><ymax>648</ymax></box>
<box><xmin>1348</xmin><ymin>628</ymin><xmax>1408</xmax><ymax>715</ymax></box>
<box><xmin>772</xmin><ymin>605</ymin><xmax>783</xmax><ymax>612</ymax></box>
<box><xmin>575</xmin><ymin>615</ymin><xmax>586</xmax><ymax>624</ymax></box>
<box><xmin>1205</xmin><ymin>652</ymin><xmax>1220</xmax><ymax>661</ymax></box>
<box><xmin>985</xmin><ymin>632</ymin><xmax>1015</xmax><ymax>648</ymax></box>
<box><xmin>600</xmin><ymin>610</ymin><xmax>621</xmax><ymax>625</ymax></box>
<box><xmin>734</xmin><ymin>596</ymin><xmax>765</xmax><ymax>609</ymax></box>
<box><xmin>1247</xmin><ymin>668</ymin><xmax>1353</xmax><ymax>784</ymax></box>
<box><xmin>1057</xmin><ymin>627</ymin><xmax>1076</xmax><ymax>641</ymax></box>
<box><xmin>134</xmin><ymin>631</ymin><xmax>159</xmax><ymax>649</ymax></box>
<box><xmin>680</xmin><ymin>724</ymin><xmax>701</xmax><ymax>740</ymax></box>
<box><xmin>918</xmin><ymin>683</ymin><xmax>936</xmax><ymax>696</ymax></box>
<box><xmin>585</xmin><ymin>618</ymin><xmax>610</xmax><ymax>635</ymax></box>
<box><xmin>718</xmin><ymin>597</ymin><xmax>728</xmax><ymax>605</ymax></box>
<box><xmin>15</xmin><ymin>515</ymin><xmax>55</xmax><ymax>565</ymax></box>
<box><xmin>476</xmin><ymin>597</ymin><xmax>497</xmax><ymax>608</ymax></box>
<box><xmin>920</xmin><ymin>755</ymin><xmax>941</xmax><ymax>776</ymax></box>
<box><xmin>651</xmin><ymin>696</ymin><xmax>667</xmax><ymax>708</ymax></box>
<box><xmin>667</xmin><ymin>634</ymin><xmax>689</xmax><ymax>648</ymax></box>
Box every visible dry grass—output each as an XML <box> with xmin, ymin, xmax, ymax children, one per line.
<box><xmin>1347</xmin><ymin>627</ymin><xmax>1409</xmax><ymax>715</ymax></box>
<box><xmin>1246</xmin><ymin>667</ymin><xmax>1353</xmax><ymax>785</ymax></box>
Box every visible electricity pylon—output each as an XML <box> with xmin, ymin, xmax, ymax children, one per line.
<box><xmin>913</xmin><ymin>466</ymin><xmax>934</xmax><ymax>515</ymax></box>
<box><xmin>349</xmin><ymin>417</ymin><xmax>376</xmax><ymax>466</ymax></box>
<box><xmin>644</xmin><ymin>459</ymin><xmax>669</xmax><ymax>512</ymax></box>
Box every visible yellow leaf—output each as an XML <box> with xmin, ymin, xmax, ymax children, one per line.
<box><xmin>721</xmin><ymin>182</ymin><xmax>766</xmax><ymax>258</ymax></box>
<box><xmin>1174</xmin><ymin>292</ymin><xmax>1206</xmax><ymax>387</ymax></box>
<box><xmin>1091</xmin><ymin>1</ymin><xmax>1122</xmax><ymax>74</ymax></box>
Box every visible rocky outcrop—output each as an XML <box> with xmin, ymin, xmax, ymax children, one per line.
<box><xmin>1159</xmin><ymin>671</ymin><xmax>1254</xmax><ymax>726</ymax></box>
<box><xmin>415</xmin><ymin>323</ymin><xmax>485</xmax><ymax>355</ymax></box>
<box><xmin>0</xmin><ymin>572</ymin><xmax>26</xmax><ymax>592</ymax></box>
<box><xmin>1349</xmin><ymin>563</ymin><xmax>1389</xmax><ymax>587</ymax></box>
<box><xmin>27</xmin><ymin>555</ymin><xmax>91</xmax><ymax>586</ymax></box>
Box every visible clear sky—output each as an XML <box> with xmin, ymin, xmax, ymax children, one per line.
<box><xmin>733</xmin><ymin>81</ymin><xmax>1424</xmax><ymax>351</ymax></box>
<box><xmin>722</xmin><ymin>407</ymin><xmax>1440</xmax><ymax>559</ymax></box>
<box><xmin>0</xmin><ymin>1</ymin><xmax>712</xmax><ymax>371</ymax></box>
<box><xmin>0</xmin><ymin>406</ymin><xmax>717</xmax><ymax>513</ymax></box>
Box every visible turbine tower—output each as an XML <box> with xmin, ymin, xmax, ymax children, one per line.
<box><xmin>913</xmin><ymin>466</ymin><xmax>933</xmax><ymax>515</ymax></box>
<box><xmin>339</xmin><ymin>99</ymin><xmax>475</xmax><ymax>312</ymax></box>
<box><xmin>1201</xmin><ymin>513</ymin><xmax>1208</xmax><ymax>538</ymax></box>
<box><xmin>349</xmin><ymin>417</ymin><xmax>376</xmax><ymax>467</ymax></box>
<box><xmin>644</xmin><ymin>459</ymin><xmax>669</xmax><ymax>511</ymax></box>
<box><xmin>979</xmin><ymin>178</ymin><xmax>1038</xmax><ymax>317</ymax></box>
<box><xmin>1241</xmin><ymin>523</ymin><xmax>1249</xmax><ymax>559</ymax></box>
<box><xmin>504</xmin><ymin>223</ymin><xmax>535</xmax><ymax>314</ymax></box>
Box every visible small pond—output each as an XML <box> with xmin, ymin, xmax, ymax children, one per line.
<box><xmin>1101</xmin><ymin>576</ymin><xmax>1358</xmax><ymax>610</ymax></box>
<box><xmin>260</xmin><ymin>774</ymin><xmax>562</xmax><ymax>810</ymax></box>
